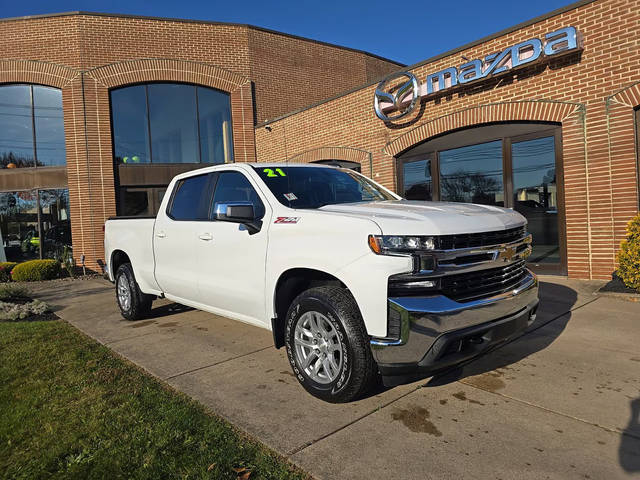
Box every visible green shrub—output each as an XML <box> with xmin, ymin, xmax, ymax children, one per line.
<box><xmin>0</xmin><ymin>283</ymin><xmax>30</xmax><ymax>300</ymax></box>
<box><xmin>617</xmin><ymin>213</ymin><xmax>640</xmax><ymax>292</ymax></box>
<box><xmin>11</xmin><ymin>260</ymin><xmax>61</xmax><ymax>282</ymax></box>
<box><xmin>0</xmin><ymin>262</ymin><xmax>18</xmax><ymax>282</ymax></box>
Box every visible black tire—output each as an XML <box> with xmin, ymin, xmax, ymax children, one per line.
<box><xmin>115</xmin><ymin>263</ymin><xmax>153</xmax><ymax>321</ymax></box>
<box><xmin>284</xmin><ymin>285</ymin><xmax>378</xmax><ymax>403</ymax></box>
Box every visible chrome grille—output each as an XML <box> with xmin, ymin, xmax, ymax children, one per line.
<box><xmin>437</xmin><ymin>226</ymin><xmax>526</xmax><ymax>250</ymax></box>
<box><xmin>440</xmin><ymin>260</ymin><xmax>527</xmax><ymax>302</ymax></box>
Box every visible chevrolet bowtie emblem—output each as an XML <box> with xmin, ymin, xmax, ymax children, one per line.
<box><xmin>502</xmin><ymin>246</ymin><xmax>517</xmax><ymax>262</ymax></box>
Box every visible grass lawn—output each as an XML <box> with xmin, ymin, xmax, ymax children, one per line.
<box><xmin>0</xmin><ymin>318</ymin><xmax>308</xmax><ymax>479</ymax></box>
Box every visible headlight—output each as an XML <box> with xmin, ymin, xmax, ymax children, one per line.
<box><xmin>368</xmin><ymin>235</ymin><xmax>436</xmax><ymax>254</ymax></box>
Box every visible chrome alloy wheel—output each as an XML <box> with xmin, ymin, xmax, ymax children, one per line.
<box><xmin>294</xmin><ymin>311</ymin><xmax>343</xmax><ymax>384</ymax></box>
<box><xmin>117</xmin><ymin>274</ymin><xmax>132</xmax><ymax>312</ymax></box>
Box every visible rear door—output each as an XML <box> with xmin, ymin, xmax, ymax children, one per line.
<box><xmin>153</xmin><ymin>172</ymin><xmax>215</xmax><ymax>302</ymax></box>
<box><xmin>195</xmin><ymin>170</ymin><xmax>271</xmax><ymax>325</ymax></box>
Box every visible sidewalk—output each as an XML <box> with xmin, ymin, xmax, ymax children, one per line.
<box><xmin>31</xmin><ymin>275</ymin><xmax>640</xmax><ymax>479</ymax></box>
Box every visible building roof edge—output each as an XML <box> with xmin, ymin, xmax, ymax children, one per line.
<box><xmin>0</xmin><ymin>10</ymin><xmax>405</xmax><ymax>67</ymax></box>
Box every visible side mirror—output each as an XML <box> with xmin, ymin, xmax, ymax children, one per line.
<box><xmin>214</xmin><ymin>202</ymin><xmax>262</xmax><ymax>234</ymax></box>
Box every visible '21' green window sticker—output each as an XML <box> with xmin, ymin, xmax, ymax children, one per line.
<box><xmin>263</xmin><ymin>168</ymin><xmax>286</xmax><ymax>177</ymax></box>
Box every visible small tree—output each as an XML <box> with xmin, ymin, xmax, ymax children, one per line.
<box><xmin>617</xmin><ymin>212</ymin><xmax>640</xmax><ymax>292</ymax></box>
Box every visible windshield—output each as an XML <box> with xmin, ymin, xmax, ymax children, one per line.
<box><xmin>253</xmin><ymin>166</ymin><xmax>396</xmax><ymax>209</ymax></box>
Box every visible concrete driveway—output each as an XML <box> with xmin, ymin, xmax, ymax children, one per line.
<box><xmin>32</xmin><ymin>276</ymin><xmax>640</xmax><ymax>479</ymax></box>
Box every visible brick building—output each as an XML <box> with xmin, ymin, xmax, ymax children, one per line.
<box><xmin>0</xmin><ymin>0</ymin><xmax>638</xmax><ymax>280</ymax></box>
<box><xmin>0</xmin><ymin>11</ymin><xmax>401</xmax><ymax>270</ymax></box>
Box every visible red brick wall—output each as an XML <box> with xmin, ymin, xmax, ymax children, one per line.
<box><xmin>0</xmin><ymin>12</ymin><xmax>400</xmax><ymax>269</ymax></box>
<box><xmin>248</xmin><ymin>28</ymin><xmax>401</xmax><ymax>123</ymax></box>
<box><xmin>255</xmin><ymin>0</ymin><xmax>640</xmax><ymax>280</ymax></box>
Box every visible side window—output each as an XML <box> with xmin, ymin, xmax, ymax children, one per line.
<box><xmin>168</xmin><ymin>174</ymin><xmax>212</xmax><ymax>220</ymax></box>
<box><xmin>211</xmin><ymin>171</ymin><xmax>265</xmax><ymax>220</ymax></box>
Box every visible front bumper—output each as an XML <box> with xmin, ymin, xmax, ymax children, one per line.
<box><xmin>370</xmin><ymin>270</ymin><xmax>539</xmax><ymax>381</ymax></box>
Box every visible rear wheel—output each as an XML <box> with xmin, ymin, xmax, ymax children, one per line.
<box><xmin>284</xmin><ymin>286</ymin><xmax>378</xmax><ymax>403</ymax></box>
<box><xmin>115</xmin><ymin>263</ymin><xmax>153</xmax><ymax>320</ymax></box>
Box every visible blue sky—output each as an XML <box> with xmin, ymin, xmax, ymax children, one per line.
<box><xmin>2</xmin><ymin>0</ymin><xmax>579</xmax><ymax>65</ymax></box>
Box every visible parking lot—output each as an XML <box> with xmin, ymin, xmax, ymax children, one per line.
<box><xmin>32</xmin><ymin>276</ymin><xmax>640</xmax><ymax>480</ymax></box>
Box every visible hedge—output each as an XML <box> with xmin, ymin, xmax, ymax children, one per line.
<box><xmin>0</xmin><ymin>262</ymin><xmax>18</xmax><ymax>283</ymax></box>
<box><xmin>617</xmin><ymin>213</ymin><xmax>640</xmax><ymax>292</ymax></box>
<box><xmin>11</xmin><ymin>260</ymin><xmax>61</xmax><ymax>282</ymax></box>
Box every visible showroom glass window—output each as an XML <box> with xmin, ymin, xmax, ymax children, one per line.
<box><xmin>110</xmin><ymin>83</ymin><xmax>233</xmax><ymax>165</ymax></box>
<box><xmin>439</xmin><ymin>141</ymin><xmax>503</xmax><ymax>206</ymax></box>
<box><xmin>397</xmin><ymin>124</ymin><xmax>563</xmax><ymax>272</ymax></box>
<box><xmin>0</xmin><ymin>84</ymin><xmax>70</xmax><ymax>263</ymax></box>
<box><xmin>0</xmin><ymin>189</ymin><xmax>71</xmax><ymax>262</ymax></box>
<box><xmin>0</xmin><ymin>84</ymin><xmax>66</xmax><ymax>168</ymax></box>
<box><xmin>401</xmin><ymin>155</ymin><xmax>432</xmax><ymax>201</ymax></box>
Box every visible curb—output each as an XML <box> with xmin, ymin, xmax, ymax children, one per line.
<box><xmin>595</xmin><ymin>290</ymin><xmax>640</xmax><ymax>302</ymax></box>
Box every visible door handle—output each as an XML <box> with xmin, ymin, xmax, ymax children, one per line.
<box><xmin>198</xmin><ymin>233</ymin><xmax>213</xmax><ymax>241</ymax></box>
<box><xmin>156</xmin><ymin>231</ymin><xmax>166</xmax><ymax>238</ymax></box>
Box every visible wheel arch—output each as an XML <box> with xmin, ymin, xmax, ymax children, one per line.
<box><xmin>271</xmin><ymin>267</ymin><xmax>358</xmax><ymax>349</ymax></box>
<box><xmin>110</xmin><ymin>249</ymin><xmax>131</xmax><ymax>280</ymax></box>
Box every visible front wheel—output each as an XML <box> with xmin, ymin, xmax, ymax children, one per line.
<box><xmin>115</xmin><ymin>263</ymin><xmax>153</xmax><ymax>320</ymax></box>
<box><xmin>284</xmin><ymin>286</ymin><xmax>378</xmax><ymax>403</ymax></box>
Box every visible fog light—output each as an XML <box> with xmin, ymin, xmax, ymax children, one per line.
<box><xmin>420</xmin><ymin>255</ymin><xmax>436</xmax><ymax>271</ymax></box>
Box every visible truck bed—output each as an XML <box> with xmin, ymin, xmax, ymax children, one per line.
<box><xmin>104</xmin><ymin>217</ymin><xmax>159</xmax><ymax>294</ymax></box>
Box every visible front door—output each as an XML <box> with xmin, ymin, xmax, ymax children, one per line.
<box><xmin>195</xmin><ymin>170</ymin><xmax>271</xmax><ymax>326</ymax></box>
<box><xmin>153</xmin><ymin>172</ymin><xmax>214</xmax><ymax>302</ymax></box>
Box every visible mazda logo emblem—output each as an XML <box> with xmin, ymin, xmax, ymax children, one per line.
<box><xmin>374</xmin><ymin>72</ymin><xmax>420</xmax><ymax>122</ymax></box>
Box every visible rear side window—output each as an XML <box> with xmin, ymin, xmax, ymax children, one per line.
<box><xmin>168</xmin><ymin>174</ymin><xmax>212</xmax><ymax>220</ymax></box>
<box><xmin>211</xmin><ymin>171</ymin><xmax>265</xmax><ymax>219</ymax></box>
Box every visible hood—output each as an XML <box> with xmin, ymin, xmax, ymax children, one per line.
<box><xmin>317</xmin><ymin>200</ymin><xmax>526</xmax><ymax>235</ymax></box>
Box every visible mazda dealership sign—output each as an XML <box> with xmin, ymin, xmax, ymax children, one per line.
<box><xmin>374</xmin><ymin>26</ymin><xmax>583</xmax><ymax>121</ymax></box>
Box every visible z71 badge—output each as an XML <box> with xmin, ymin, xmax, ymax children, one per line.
<box><xmin>274</xmin><ymin>217</ymin><xmax>300</xmax><ymax>224</ymax></box>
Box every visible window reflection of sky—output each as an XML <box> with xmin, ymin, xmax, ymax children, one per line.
<box><xmin>402</xmin><ymin>136</ymin><xmax>556</xmax><ymax>198</ymax></box>
<box><xmin>512</xmin><ymin>136</ymin><xmax>556</xmax><ymax>190</ymax></box>
<box><xmin>0</xmin><ymin>85</ymin><xmax>65</xmax><ymax>167</ymax></box>
<box><xmin>110</xmin><ymin>83</ymin><xmax>233</xmax><ymax>164</ymax></box>
<box><xmin>440</xmin><ymin>140</ymin><xmax>503</xmax><ymax>204</ymax></box>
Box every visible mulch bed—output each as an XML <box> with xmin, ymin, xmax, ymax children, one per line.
<box><xmin>598</xmin><ymin>276</ymin><xmax>639</xmax><ymax>295</ymax></box>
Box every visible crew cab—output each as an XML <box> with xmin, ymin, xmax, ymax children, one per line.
<box><xmin>104</xmin><ymin>163</ymin><xmax>538</xmax><ymax>402</ymax></box>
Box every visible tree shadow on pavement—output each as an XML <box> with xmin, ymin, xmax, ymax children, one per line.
<box><xmin>423</xmin><ymin>281</ymin><xmax>577</xmax><ymax>388</ymax></box>
<box><xmin>620</xmin><ymin>398</ymin><xmax>640</xmax><ymax>473</ymax></box>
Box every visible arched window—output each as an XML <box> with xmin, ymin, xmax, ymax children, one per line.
<box><xmin>397</xmin><ymin>123</ymin><xmax>564</xmax><ymax>272</ymax></box>
<box><xmin>110</xmin><ymin>83</ymin><xmax>233</xmax><ymax>165</ymax></box>
<box><xmin>0</xmin><ymin>84</ymin><xmax>66</xmax><ymax>168</ymax></box>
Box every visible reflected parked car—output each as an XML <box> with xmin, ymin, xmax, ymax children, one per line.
<box><xmin>43</xmin><ymin>223</ymin><xmax>72</xmax><ymax>258</ymax></box>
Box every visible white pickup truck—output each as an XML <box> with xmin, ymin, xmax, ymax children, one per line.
<box><xmin>104</xmin><ymin>163</ymin><xmax>538</xmax><ymax>402</ymax></box>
